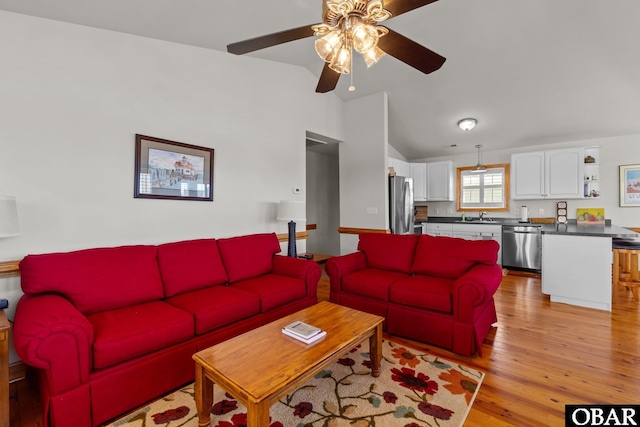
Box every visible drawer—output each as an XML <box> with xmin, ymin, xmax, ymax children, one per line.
<box><xmin>425</xmin><ymin>223</ymin><xmax>453</xmax><ymax>232</ymax></box>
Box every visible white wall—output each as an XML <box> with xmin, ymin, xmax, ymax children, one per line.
<box><xmin>409</xmin><ymin>134</ymin><xmax>640</xmax><ymax>227</ymax></box>
<box><xmin>0</xmin><ymin>10</ymin><xmax>345</xmax><ymax>259</ymax></box>
<box><xmin>0</xmin><ymin>11</ymin><xmax>345</xmax><ymax>361</ymax></box>
<box><xmin>339</xmin><ymin>92</ymin><xmax>388</xmax><ymax>254</ymax></box>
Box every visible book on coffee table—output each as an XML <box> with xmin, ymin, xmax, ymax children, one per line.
<box><xmin>282</xmin><ymin>328</ymin><xmax>327</xmax><ymax>344</ymax></box>
<box><xmin>283</xmin><ymin>321</ymin><xmax>321</xmax><ymax>339</ymax></box>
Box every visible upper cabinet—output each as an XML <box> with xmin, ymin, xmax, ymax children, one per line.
<box><xmin>426</xmin><ymin>161</ymin><xmax>454</xmax><ymax>201</ymax></box>
<box><xmin>410</xmin><ymin>163</ymin><xmax>428</xmax><ymax>201</ymax></box>
<box><xmin>391</xmin><ymin>158</ymin><xmax>455</xmax><ymax>202</ymax></box>
<box><xmin>511</xmin><ymin>148</ymin><xmax>585</xmax><ymax>199</ymax></box>
<box><xmin>388</xmin><ymin>157</ymin><xmax>411</xmax><ymax>179</ymax></box>
<box><xmin>411</xmin><ymin>161</ymin><xmax>454</xmax><ymax>202</ymax></box>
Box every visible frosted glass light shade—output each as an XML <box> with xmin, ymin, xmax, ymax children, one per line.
<box><xmin>329</xmin><ymin>47</ymin><xmax>352</xmax><ymax>74</ymax></box>
<box><xmin>0</xmin><ymin>196</ymin><xmax>19</xmax><ymax>237</ymax></box>
<box><xmin>277</xmin><ymin>200</ymin><xmax>306</xmax><ymax>221</ymax></box>
<box><xmin>315</xmin><ymin>31</ymin><xmax>342</xmax><ymax>61</ymax></box>
<box><xmin>352</xmin><ymin>24</ymin><xmax>378</xmax><ymax>53</ymax></box>
<box><xmin>457</xmin><ymin>118</ymin><xmax>477</xmax><ymax>131</ymax></box>
<box><xmin>364</xmin><ymin>46</ymin><xmax>386</xmax><ymax>67</ymax></box>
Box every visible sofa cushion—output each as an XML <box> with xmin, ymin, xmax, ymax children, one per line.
<box><xmin>412</xmin><ymin>235</ymin><xmax>499</xmax><ymax>279</ymax></box>
<box><xmin>166</xmin><ymin>286</ymin><xmax>260</xmax><ymax>334</ymax></box>
<box><xmin>20</xmin><ymin>245</ymin><xmax>164</xmax><ymax>315</ymax></box>
<box><xmin>217</xmin><ymin>233</ymin><xmax>281</xmax><ymax>283</ymax></box>
<box><xmin>232</xmin><ymin>273</ymin><xmax>307</xmax><ymax>312</ymax></box>
<box><xmin>87</xmin><ymin>301</ymin><xmax>194</xmax><ymax>369</ymax></box>
<box><xmin>342</xmin><ymin>268</ymin><xmax>409</xmax><ymax>302</ymax></box>
<box><xmin>157</xmin><ymin>239</ymin><xmax>228</xmax><ymax>298</ymax></box>
<box><xmin>358</xmin><ymin>234</ymin><xmax>418</xmax><ymax>274</ymax></box>
<box><xmin>390</xmin><ymin>275</ymin><xmax>454</xmax><ymax>313</ymax></box>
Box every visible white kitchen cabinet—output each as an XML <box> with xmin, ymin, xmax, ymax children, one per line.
<box><xmin>542</xmin><ymin>233</ymin><xmax>612</xmax><ymax>311</ymax></box>
<box><xmin>388</xmin><ymin>157</ymin><xmax>411</xmax><ymax>179</ymax></box>
<box><xmin>511</xmin><ymin>147</ymin><xmax>584</xmax><ymax>199</ymax></box>
<box><xmin>451</xmin><ymin>223</ymin><xmax>502</xmax><ymax>264</ymax></box>
<box><xmin>424</xmin><ymin>223</ymin><xmax>452</xmax><ymax>237</ymax></box>
<box><xmin>426</xmin><ymin>161</ymin><xmax>454</xmax><ymax>201</ymax></box>
<box><xmin>410</xmin><ymin>163</ymin><xmax>427</xmax><ymax>201</ymax></box>
<box><xmin>410</xmin><ymin>161</ymin><xmax>454</xmax><ymax>202</ymax></box>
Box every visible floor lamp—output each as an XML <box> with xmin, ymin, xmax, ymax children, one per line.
<box><xmin>277</xmin><ymin>200</ymin><xmax>306</xmax><ymax>258</ymax></box>
<box><xmin>0</xmin><ymin>196</ymin><xmax>19</xmax><ymax>238</ymax></box>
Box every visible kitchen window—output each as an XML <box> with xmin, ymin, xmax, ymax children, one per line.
<box><xmin>456</xmin><ymin>163</ymin><xmax>510</xmax><ymax>212</ymax></box>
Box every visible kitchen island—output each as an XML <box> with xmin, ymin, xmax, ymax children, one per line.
<box><xmin>540</xmin><ymin>223</ymin><xmax>639</xmax><ymax>311</ymax></box>
<box><xmin>422</xmin><ymin>217</ymin><xmax>639</xmax><ymax>311</ymax></box>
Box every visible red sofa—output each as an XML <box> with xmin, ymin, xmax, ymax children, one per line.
<box><xmin>326</xmin><ymin>233</ymin><xmax>502</xmax><ymax>357</ymax></box>
<box><xmin>13</xmin><ymin>233</ymin><xmax>320</xmax><ymax>427</ymax></box>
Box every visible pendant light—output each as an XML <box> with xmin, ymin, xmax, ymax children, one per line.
<box><xmin>471</xmin><ymin>144</ymin><xmax>487</xmax><ymax>173</ymax></box>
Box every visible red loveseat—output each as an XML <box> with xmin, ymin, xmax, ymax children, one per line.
<box><xmin>326</xmin><ymin>233</ymin><xmax>502</xmax><ymax>357</ymax></box>
<box><xmin>13</xmin><ymin>233</ymin><xmax>320</xmax><ymax>427</ymax></box>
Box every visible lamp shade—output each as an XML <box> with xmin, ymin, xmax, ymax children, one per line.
<box><xmin>277</xmin><ymin>200</ymin><xmax>306</xmax><ymax>221</ymax></box>
<box><xmin>0</xmin><ymin>196</ymin><xmax>19</xmax><ymax>237</ymax></box>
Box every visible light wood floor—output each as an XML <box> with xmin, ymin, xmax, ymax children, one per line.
<box><xmin>9</xmin><ymin>272</ymin><xmax>640</xmax><ymax>427</ymax></box>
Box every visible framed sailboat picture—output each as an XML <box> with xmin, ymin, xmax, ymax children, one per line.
<box><xmin>134</xmin><ymin>134</ymin><xmax>214</xmax><ymax>201</ymax></box>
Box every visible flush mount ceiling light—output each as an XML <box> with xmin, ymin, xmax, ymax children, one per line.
<box><xmin>471</xmin><ymin>144</ymin><xmax>487</xmax><ymax>173</ymax></box>
<box><xmin>457</xmin><ymin>118</ymin><xmax>477</xmax><ymax>132</ymax></box>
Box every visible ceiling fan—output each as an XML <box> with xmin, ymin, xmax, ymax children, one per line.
<box><xmin>227</xmin><ymin>0</ymin><xmax>446</xmax><ymax>93</ymax></box>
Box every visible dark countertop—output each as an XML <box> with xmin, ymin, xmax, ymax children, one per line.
<box><xmin>420</xmin><ymin>217</ymin><xmax>639</xmax><ymax>239</ymax></box>
<box><xmin>539</xmin><ymin>223</ymin><xmax>639</xmax><ymax>239</ymax></box>
<box><xmin>419</xmin><ymin>216</ymin><xmax>532</xmax><ymax>225</ymax></box>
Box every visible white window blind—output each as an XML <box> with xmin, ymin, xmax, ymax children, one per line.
<box><xmin>461</xmin><ymin>167</ymin><xmax>506</xmax><ymax>209</ymax></box>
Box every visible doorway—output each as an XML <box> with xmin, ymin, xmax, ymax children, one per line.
<box><xmin>306</xmin><ymin>131</ymin><xmax>341</xmax><ymax>255</ymax></box>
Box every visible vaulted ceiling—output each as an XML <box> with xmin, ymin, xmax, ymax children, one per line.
<box><xmin>2</xmin><ymin>0</ymin><xmax>640</xmax><ymax>159</ymax></box>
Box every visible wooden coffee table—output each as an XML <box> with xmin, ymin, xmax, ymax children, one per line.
<box><xmin>192</xmin><ymin>301</ymin><xmax>384</xmax><ymax>427</ymax></box>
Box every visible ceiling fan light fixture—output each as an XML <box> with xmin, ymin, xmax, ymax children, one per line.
<box><xmin>363</xmin><ymin>45</ymin><xmax>386</xmax><ymax>67</ymax></box>
<box><xmin>312</xmin><ymin>0</ymin><xmax>391</xmax><ymax>75</ymax></box>
<box><xmin>458</xmin><ymin>118</ymin><xmax>477</xmax><ymax>132</ymax></box>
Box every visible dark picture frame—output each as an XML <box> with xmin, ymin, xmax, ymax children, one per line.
<box><xmin>619</xmin><ymin>164</ymin><xmax>640</xmax><ymax>207</ymax></box>
<box><xmin>134</xmin><ymin>134</ymin><xmax>214</xmax><ymax>201</ymax></box>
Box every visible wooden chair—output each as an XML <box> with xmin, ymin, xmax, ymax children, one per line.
<box><xmin>612</xmin><ymin>227</ymin><xmax>640</xmax><ymax>301</ymax></box>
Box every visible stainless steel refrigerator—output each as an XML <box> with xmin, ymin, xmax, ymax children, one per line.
<box><xmin>389</xmin><ymin>175</ymin><xmax>414</xmax><ymax>234</ymax></box>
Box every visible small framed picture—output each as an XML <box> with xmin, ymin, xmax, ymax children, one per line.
<box><xmin>619</xmin><ymin>164</ymin><xmax>640</xmax><ymax>207</ymax></box>
<box><xmin>134</xmin><ymin>134</ymin><xmax>214</xmax><ymax>201</ymax></box>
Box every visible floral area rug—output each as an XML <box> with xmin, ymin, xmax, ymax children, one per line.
<box><xmin>108</xmin><ymin>339</ymin><xmax>484</xmax><ymax>427</ymax></box>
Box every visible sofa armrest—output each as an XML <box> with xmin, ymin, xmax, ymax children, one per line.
<box><xmin>272</xmin><ymin>255</ymin><xmax>322</xmax><ymax>299</ymax></box>
<box><xmin>13</xmin><ymin>293</ymin><xmax>94</xmax><ymax>395</ymax></box>
<box><xmin>325</xmin><ymin>252</ymin><xmax>368</xmax><ymax>294</ymax></box>
<box><xmin>452</xmin><ymin>263</ymin><xmax>503</xmax><ymax>323</ymax></box>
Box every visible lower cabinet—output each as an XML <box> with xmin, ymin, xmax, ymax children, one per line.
<box><xmin>425</xmin><ymin>223</ymin><xmax>502</xmax><ymax>264</ymax></box>
<box><xmin>425</xmin><ymin>223</ymin><xmax>452</xmax><ymax>237</ymax></box>
<box><xmin>451</xmin><ymin>224</ymin><xmax>502</xmax><ymax>265</ymax></box>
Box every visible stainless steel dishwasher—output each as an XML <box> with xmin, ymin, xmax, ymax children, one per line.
<box><xmin>501</xmin><ymin>224</ymin><xmax>542</xmax><ymax>271</ymax></box>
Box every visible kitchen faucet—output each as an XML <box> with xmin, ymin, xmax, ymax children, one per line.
<box><xmin>480</xmin><ymin>211</ymin><xmax>489</xmax><ymax>222</ymax></box>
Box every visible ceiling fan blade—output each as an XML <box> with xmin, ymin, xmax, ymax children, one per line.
<box><xmin>383</xmin><ymin>0</ymin><xmax>439</xmax><ymax>18</ymax></box>
<box><xmin>227</xmin><ymin>24</ymin><xmax>318</xmax><ymax>55</ymax></box>
<box><xmin>316</xmin><ymin>63</ymin><xmax>341</xmax><ymax>93</ymax></box>
<box><xmin>377</xmin><ymin>28</ymin><xmax>446</xmax><ymax>74</ymax></box>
